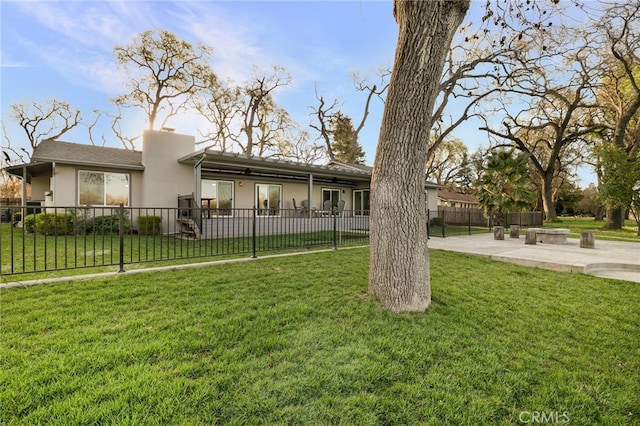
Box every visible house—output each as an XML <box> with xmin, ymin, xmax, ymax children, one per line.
<box><xmin>437</xmin><ymin>190</ymin><xmax>479</xmax><ymax>209</ymax></box>
<box><xmin>4</xmin><ymin>129</ymin><xmax>442</xmax><ymax>220</ymax></box>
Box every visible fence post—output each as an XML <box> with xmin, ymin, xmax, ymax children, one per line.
<box><xmin>442</xmin><ymin>209</ymin><xmax>446</xmax><ymax>238</ymax></box>
<box><xmin>332</xmin><ymin>211</ymin><xmax>337</xmax><ymax>250</ymax></box>
<box><xmin>468</xmin><ymin>209</ymin><xmax>472</xmax><ymax>235</ymax></box>
<box><xmin>118</xmin><ymin>203</ymin><xmax>125</xmax><ymax>273</ymax></box>
<box><xmin>426</xmin><ymin>209</ymin><xmax>430</xmax><ymax>239</ymax></box>
<box><xmin>251</xmin><ymin>206</ymin><xmax>257</xmax><ymax>258</ymax></box>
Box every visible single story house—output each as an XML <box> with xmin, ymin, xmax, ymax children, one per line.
<box><xmin>437</xmin><ymin>190</ymin><xmax>479</xmax><ymax>209</ymax></box>
<box><xmin>5</xmin><ymin>130</ymin><xmax>442</xmax><ymax>219</ymax></box>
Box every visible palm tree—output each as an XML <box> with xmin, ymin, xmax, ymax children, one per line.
<box><xmin>475</xmin><ymin>149</ymin><xmax>534</xmax><ymax>226</ymax></box>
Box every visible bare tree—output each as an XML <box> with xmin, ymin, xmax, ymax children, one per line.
<box><xmin>272</xmin><ymin>126</ymin><xmax>325</xmax><ymax>164</ymax></box>
<box><xmin>84</xmin><ymin>109</ymin><xmax>109</xmax><ymax>147</ymax></box>
<box><xmin>350</xmin><ymin>72</ymin><xmax>389</xmax><ymax>160</ymax></box>
<box><xmin>106</xmin><ymin>105</ymin><xmax>140</xmax><ymax>151</ymax></box>
<box><xmin>309</xmin><ymin>71</ymin><xmax>389</xmax><ymax>162</ymax></box>
<box><xmin>112</xmin><ymin>29</ymin><xmax>214</xmax><ymax>131</ymax></box>
<box><xmin>4</xmin><ymin>99</ymin><xmax>82</xmax><ymax>159</ymax></box>
<box><xmin>309</xmin><ymin>90</ymin><xmax>340</xmax><ymax>160</ymax></box>
<box><xmin>194</xmin><ymin>76</ymin><xmax>242</xmax><ymax>152</ymax></box>
<box><xmin>236</xmin><ymin>66</ymin><xmax>292</xmax><ymax>157</ymax></box>
<box><xmin>1</xmin><ymin>124</ymin><xmax>24</xmax><ymax>197</ymax></box>
<box><xmin>369</xmin><ymin>0</ymin><xmax>469</xmax><ymax>312</ymax></box>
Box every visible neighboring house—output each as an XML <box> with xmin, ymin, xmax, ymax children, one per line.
<box><xmin>437</xmin><ymin>190</ymin><xmax>479</xmax><ymax>209</ymax></box>
<box><xmin>4</xmin><ymin>129</ymin><xmax>442</xmax><ymax>218</ymax></box>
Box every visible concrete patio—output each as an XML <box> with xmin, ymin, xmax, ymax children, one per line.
<box><xmin>427</xmin><ymin>232</ymin><xmax>640</xmax><ymax>283</ymax></box>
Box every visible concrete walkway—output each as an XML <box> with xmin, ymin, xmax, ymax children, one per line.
<box><xmin>427</xmin><ymin>232</ymin><xmax>640</xmax><ymax>283</ymax></box>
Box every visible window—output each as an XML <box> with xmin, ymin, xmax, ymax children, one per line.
<box><xmin>322</xmin><ymin>188</ymin><xmax>340</xmax><ymax>209</ymax></box>
<box><xmin>353</xmin><ymin>189</ymin><xmax>370</xmax><ymax>216</ymax></box>
<box><xmin>201</xmin><ymin>180</ymin><xmax>234</xmax><ymax>216</ymax></box>
<box><xmin>256</xmin><ymin>184</ymin><xmax>281</xmax><ymax>216</ymax></box>
<box><xmin>78</xmin><ymin>171</ymin><xmax>129</xmax><ymax>206</ymax></box>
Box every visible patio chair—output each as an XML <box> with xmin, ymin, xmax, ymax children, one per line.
<box><xmin>337</xmin><ymin>200</ymin><xmax>345</xmax><ymax>217</ymax></box>
<box><xmin>320</xmin><ymin>199</ymin><xmax>333</xmax><ymax>216</ymax></box>
<box><xmin>300</xmin><ymin>199</ymin><xmax>310</xmax><ymax>217</ymax></box>
<box><xmin>292</xmin><ymin>198</ymin><xmax>304</xmax><ymax>217</ymax></box>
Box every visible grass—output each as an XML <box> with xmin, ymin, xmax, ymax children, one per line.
<box><xmin>2</xmin><ymin>248</ymin><xmax>638</xmax><ymax>425</ymax></box>
<box><xmin>543</xmin><ymin>217</ymin><xmax>639</xmax><ymax>242</ymax></box>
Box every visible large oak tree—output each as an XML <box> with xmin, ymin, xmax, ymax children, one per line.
<box><xmin>369</xmin><ymin>0</ymin><xmax>469</xmax><ymax>312</ymax></box>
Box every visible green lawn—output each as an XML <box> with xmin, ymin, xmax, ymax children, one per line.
<box><xmin>2</xmin><ymin>248</ymin><xmax>638</xmax><ymax>425</ymax></box>
<box><xmin>543</xmin><ymin>217</ymin><xmax>639</xmax><ymax>242</ymax></box>
<box><xmin>0</xmin><ymin>223</ymin><xmax>367</xmax><ymax>280</ymax></box>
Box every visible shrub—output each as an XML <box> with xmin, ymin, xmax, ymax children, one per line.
<box><xmin>12</xmin><ymin>212</ymin><xmax>22</xmax><ymax>222</ymax></box>
<box><xmin>87</xmin><ymin>215</ymin><xmax>125</xmax><ymax>235</ymax></box>
<box><xmin>137</xmin><ymin>215</ymin><xmax>162</xmax><ymax>235</ymax></box>
<box><xmin>34</xmin><ymin>213</ymin><xmax>74</xmax><ymax>236</ymax></box>
<box><xmin>429</xmin><ymin>217</ymin><xmax>444</xmax><ymax>227</ymax></box>
<box><xmin>23</xmin><ymin>214</ymin><xmax>36</xmax><ymax>233</ymax></box>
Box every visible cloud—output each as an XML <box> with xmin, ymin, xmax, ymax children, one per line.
<box><xmin>0</xmin><ymin>50</ymin><xmax>28</xmax><ymax>68</ymax></box>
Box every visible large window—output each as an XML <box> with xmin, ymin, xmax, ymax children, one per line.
<box><xmin>78</xmin><ymin>171</ymin><xmax>129</xmax><ymax>206</ymax></box>
<box><xmin>353</xmin><ymin>189</ymin><xmax>370</xmax><ymax>216</ymax></box>
<box><xmin>201</xmin><ymin>180</ymin><xmax>234</xmax><ymax>216</ymax></box>
<box><xmin>322</xmin><ymin>188</ymin><xmax>340</xmax><ymax>209</ymax></box>
<box><xmin>256</xmin><ymin>184</ymin><xmax>281</xmax><ymax>216</ymax></box>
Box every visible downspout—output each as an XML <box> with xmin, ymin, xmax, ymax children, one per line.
<box><xmin>51</xmin><ymin>162</ymin><xmax>55</xmax><ymax>206</ymax></box>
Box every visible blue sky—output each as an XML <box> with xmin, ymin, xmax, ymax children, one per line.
<box><xmin>1</xmin><ymin>1</ymin><xmax>401</xmax><ymax>159</ymax></box>
<box><xmin>1</xmin><ymin>0</ymin><xmax>596</xmax><ymax>186</ymax></box>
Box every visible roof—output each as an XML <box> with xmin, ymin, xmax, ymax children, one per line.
<box><xmin>328</xmin><ymin>160</ymin><xmax>372</xmax><ymax>173</ymax></box>
<box><xmin>4</xmin><ymin>140</ymin><xmax>144</xmax><ymax>179</ymax></box>
<box><xmin>178</xmin><ymin>149</ymin><xmax>373</xmax><ymax>184</ymax></box>
<box><xmin>437</xmin><ymin>190</ymin><xmax>479</xmax><ymax>203</ymax></box>
<box><xmin>32</xmin><ymin>140</ymin><xmax>143</xmax><ymax>169</ymax></box>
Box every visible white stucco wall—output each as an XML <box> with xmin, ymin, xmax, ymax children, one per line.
<box><xmin>29</xmin><ymin>175</ymin><xmax>50</xmax><ymax>202</ymax></box>
<box><xmin>426</xmin><ymin>189</ymin><xmax>439</xmax><ymax>213</ymax></box>
<box><xmin>52</xmin><ymin>165</ymin><xmax>75</xmax><ymax>206</ymax></box>
<box><xmin>141</xmin><ymin>130</ymin><xmax>195</xmax><ymax>208</ymax></box>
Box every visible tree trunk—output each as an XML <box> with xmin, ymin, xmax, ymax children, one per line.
<box><xmin>541</xmin><ymin>175</ymin><xmax>557</xmax><ymax>222</ymax></box>
<box><xmin>605</xmin><ymin>206</ymin><xmax>623</xmax><ymax>229</ymax></box>
<box><xmin>369</xmin><ymin>0</ymin><xmax>469</xmax><ymax>313</ymax></box>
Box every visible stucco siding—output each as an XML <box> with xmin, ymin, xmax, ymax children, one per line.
<box><xmin>52</xmin><ymin>165</ymin><xmax>76</xmax><ymax>206</ymax></box>
<box><xmin>141</xmin><ymin>130</ymin><xmax>195</xmax><ymax>208</ymax></box>
<box><xmin>29</xmin><ymin>175</ymin><xmax>50</xmax><ymax>202</ymax></box>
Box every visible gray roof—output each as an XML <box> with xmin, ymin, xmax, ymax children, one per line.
<box><xmin>328</xmin><ymin>160</ymin><xmax>373</xmax><ymax>173</ymax></box>
<box><xmin>32</xmin><ymin>140</ymin><xmax>143</xmax><ymax>169</ymax></box>
<box><xmin>178</xmin><ymin>149</ymin><xmax>372</xmax><ymax>181</ymax></box>
<box><xmin>438</xmin><ymin>190</ymin><xmax>479</xmax><ymax>203</ymax></box>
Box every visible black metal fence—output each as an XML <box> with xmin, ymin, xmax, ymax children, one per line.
<box><xmin>1</xmin><ymin>204</ymin><xmax>545</xmax><ymax>277</ymax></box>
<box><xmin>0</xmin><ymin>205</ymin><xmax>370</xmax><ymax>277</ymax></box>
<box><xmin>427</xmin><ymin>208</ymin><xmax>543</xmax><ymax>238</ymax></box>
